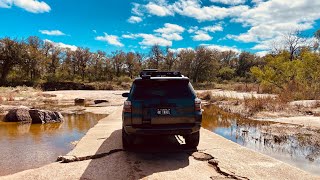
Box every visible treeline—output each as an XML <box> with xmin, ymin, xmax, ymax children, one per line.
<box><xmin>0</xmin><ymin>36</ymin><xmax>262</xmax><ymax>85</ymax></box>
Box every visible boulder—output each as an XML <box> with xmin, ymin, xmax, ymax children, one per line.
<box><xmin>4</xmin><ymin>108</ymin><xmax>32</xmax><ymax>123</ymax></box>
<box><xmin>75</xmin><ymin>98</ymin><xmax>86</xmax><ymax>105</ymax></box>
<box><xmin>29</xmin><ymin>109</ymin><xmax>64</xmax><ymax>124</ymax></box>
<box><xmin>4</xmin><ymin>107</ymin><xmax>63</xmax><ymax>124</ymax></box>
<box><xmin>94</xmin><ymin>99</ymin><xmax>109</xmax><ymax>104</ymax></box>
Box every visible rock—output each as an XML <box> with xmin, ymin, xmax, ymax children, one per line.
<box><xmin>29</xmin><ymin>109</ymin><xmax>64</xmax><ymax>124</ymax></box>
<box><xmin>75</xmin><ymin>98</ymin><xmax>86</xmax><ymax>105</ymax></box>
<box><xmin>192</xmin><ymin>152</ymin><xmax>213</xmax><ymax>161</ymax></box>
<box><xmin>4</xmin><ymin>107</ymin><xmax>32</xmax><ymax>123</ymax></box>
<box><xmin>4</xmin><ymin>107</ymin><xmax>63</xmax><ymax>124</ymax></box>
<box><xmin>57</xmin><ymin>155</ymin><xmax>79</xmax><ymax>163</ymax></box>
<box><xmin>94</xmin><ymin>99</ymin><xmax>109</xmax><ymax>104</ymax></box>
<box><xmin>41</xmin><ymin>93</ymin><xmax>57</xmax><ymax>98</ymax></box>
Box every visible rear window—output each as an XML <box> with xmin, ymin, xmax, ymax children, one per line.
<box><xmin>131</xmin><ymin>80</ymin><xmax>195</xmax><ymax>100</ymax></box>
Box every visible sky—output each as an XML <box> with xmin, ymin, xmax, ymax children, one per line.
<box><xmin>1</xmin><ymin>0</ymin><xmax>320</xmax><ymax>56</ymax></box>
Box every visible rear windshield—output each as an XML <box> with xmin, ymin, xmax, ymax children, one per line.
<box><xmin>131</xmin><ymin>80</ymin><xmax>194</xmax><ymax>100</ymax></box>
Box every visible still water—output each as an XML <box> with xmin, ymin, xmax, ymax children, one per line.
<box><xmin>0</xmin><ymin>113</ymin><xmax>107</xmax><ymax>176</ymax></box>
<box><xmin>202</xmin><ymin>105</ymin><xmax>320</xmax><ymax>175</ymax></box>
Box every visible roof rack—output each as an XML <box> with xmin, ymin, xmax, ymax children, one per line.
<box><xmin>140</xmin><ymin>70</ymin><xmax>183</xmax><ymax>78</ymax></box>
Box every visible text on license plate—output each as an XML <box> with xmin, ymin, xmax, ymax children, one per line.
<box><xmin>157</xmin><ymin>109</ymin><xmax>171</xmax><ymax>115</ymax></box>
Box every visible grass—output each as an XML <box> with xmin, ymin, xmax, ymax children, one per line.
<box><xmin>0</xmin><ymin>86</ymin><xmax>42</xmax><ymax>103</ymax></box>
<box><xmin>214</xmin><ymin>82</ymin><xmax>272</xmax><ymax>94</ymax></box>
<box><xmin>197</xmin><ymin>91</ymin><xmax>236</xmax><ymax>103</ymax></box>
<box><xmin>243</xmin><ymin>96</ymin><xmax>287</xmax><ymax>115</ymax></box>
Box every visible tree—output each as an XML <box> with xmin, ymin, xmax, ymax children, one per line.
<box><xmin>149</xmin><ymin>45</ymin><xmax>163</xmax><ymax>69</ymax></box>
<box><xmin>236</xmin><ymin>52</ymin><xmax>255</xmax><ymax>78</ymax></box>
<box><xmin>72</xmin><ymin>48</ymin><xmax>91</xmax><ymax>81</ymax></box>
<box><xmin>191</xmin><ymin>47</ymin><xmax>220</xmax><ymax>83</ymax></box>
<box><xmin>111</xmin><ymin>50</ymin><xmax>126</xmax><ymax>77</ymax></box>
<box><xmin>314</xmin><ymin>29</ymin><xmax>320</xmax><ymax>51</ymax></box>
<box><xmin>163</xmin><ymin>47</ymin><xmax>177</xmax><ymax>71</ymax></box>
<box><xmin>0</xmin><ymin>38</ymin><xmax>24</xmax><ymax>83</ymax></box>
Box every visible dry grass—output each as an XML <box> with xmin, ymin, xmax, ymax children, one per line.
<box><xmin>0</xmin><ymin>86</ymin><xmax>42</xmax><ymax>103</ymax></box>
<box><xmin>243</xmin><ymin>96</ymin><xmax>287</xmax><ymax>115</ymax></box>
<box><xmin>197</xmin><ymin>91</ymin><xmax>213</xmax><ymax>101</ymax></box>
<box><xmin>197</xmin><ymin>91</ymin><xmax>235</xmax><ymax>103</ymax></box>
<box><xmin>215</xmin><ymin>83</ymin><xmax>265</xmax><ymax>93</ymax></box>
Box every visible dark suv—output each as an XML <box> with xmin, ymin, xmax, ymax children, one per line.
<box><xmin>122</xmin><ymin>70</ymin><xmax>202</xmax><ymax>149</ymax></box>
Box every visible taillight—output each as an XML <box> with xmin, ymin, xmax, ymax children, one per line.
<box><xmin>123</xmin><ymin>101</ymin><xmax>132</xmax><ymax>113</ymax></box>
<box><xmin>195</xmin><ymin>98</ymin><xmax>201</xmax><ymax>111</ymax></box>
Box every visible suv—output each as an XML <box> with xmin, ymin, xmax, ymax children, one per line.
<box><xmin>122</xmin><ymin>70</ymin><xmax>202</xmax><ymax>149</ymax></box>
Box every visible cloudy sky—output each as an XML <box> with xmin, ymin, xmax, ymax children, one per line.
<box><xmin>1</xmin><ymin>0</ymin><xmax>320</xmax><ymax>55</ymax></box>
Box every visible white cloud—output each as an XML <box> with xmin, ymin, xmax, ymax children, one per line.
<box><xmin>231</xmin><ymin>0</ymin><xmax>320</xmax><ymax>43</ymax></box>
<box><xmin>171</xmin><ymin>0</ymin><xmax>249</xmax><ymax>21</ymax></box>
<box><xmin>122</xmin><ymin>34</ymin><xmax>136</xmax><ymax>39</ymax></box>
<box><xmin>155</xmin><ymin>23</ymin><xmax>185</xmax><ymax>34</ymax></box>
<box><xmin>44</xmin><ymin>39</ymin><xmax>77</xmax><ymax>51</ymax></box>
<box><xmin>169</xmin><ymin>47</ymin><xmax>194</xmax><ymax>53</ymax></box>
<box><xmin>95</xmin><ymin>33</ymin><xmax>124</xmax><ymax>47</ymax></box>
<box><xmin>0</xmin><ymin>0</ymin><xmax>11</xmax><ymax>8</ymax></box>
<box><xmin>154</xmin><ymin>23</ymin><xmax>185</xmax><ymax>41</ymax></box>
<box><xmin>39</xmin><ymin>30</ymin><xmax>65</xmax><ymax>36</ymax></box>
<box><xmin>161</xmin><ymin>33</ymin><xmax>183</xmax><ymax>41</ymax></box>
<box><xmin>145</xmin><ymin>2</ymin><xmax>173</xmax><ymax>16</ymax></box>
<box><xmin>192</xmin><ymin>31</ymin><xmax>213</xmax><ymax>41</ymax></box>
<box><xmin>127</xmin><ymin>16</ymin><xmax>142</xmax><ymax>24</ymax></box>
<box><xmin>188</xmin><ymin>26</ymin><xmax>198</xmax><ymax>33</ymax></box>
<box><xmin>137</xmin><ymin>33</ymin><xmax>172</xmax><ymax>46</ymax></box>
<box><xmin>1</xmin><ymin>0</ymin><xmax>51</xmax><ymax>13</ymax></box>
<box><xmin>201</xmin><ymin>44</ymin><xmax>240</xmax><ymax>53</ymax></box>
<box><xmin>202</xmin><ymin>24</ymin><xmax>223</xmax><ymax>33</ymax></box>
<box><xmin>256</xmin><ymin>51</ymin><xmax>268</xmax><ymax>57</ymax></box>
<box><xmin>131</xmin><ymin>3</ymin><xmax>143</xmax><ymax>16</ymax></box>
<box><xmin>210</xmin><ymin>0</ymin><xmax>246</xmax><ymax>5</ymax></box>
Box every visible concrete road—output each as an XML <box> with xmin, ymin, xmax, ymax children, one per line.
<box><xmin>2</xmin><ymin>107</ymin><xmax>318</xmax><ymax>180</ymax></box>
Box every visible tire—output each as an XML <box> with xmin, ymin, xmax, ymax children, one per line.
<box><xmin>184</xmin><ymin>131</ymin><xmax>200</xmax><ymax>149</ymax></box>
<box><xmin>122</xmin><ymin>128</ymin><xmax>134</xmax><ymax>150</ymax></box>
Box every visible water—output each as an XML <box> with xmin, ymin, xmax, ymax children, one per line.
<box><xmin>0</xmin><ymin>113</ymin><xmax>107</xmax><ymax>176</ymax></box>
<box><xmin>202</xmin><ymin>105</ymin><xmax>320</xmax><ymax>175</ymax></box>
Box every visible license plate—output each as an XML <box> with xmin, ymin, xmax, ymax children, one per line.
<box><xmin>157</xmin><ymin>108</ymin><xmax>171</xmax><ymax>115</ymax></box>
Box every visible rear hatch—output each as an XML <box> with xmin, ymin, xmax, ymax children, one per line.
<box><xmin>130</xmin><ymin>79</ymin><xmax>196</xmax><ymax>126</ymax></box>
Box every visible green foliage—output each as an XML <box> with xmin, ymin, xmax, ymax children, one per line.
<box><xmin>218</xmin><ymin>67</ymin><xmax>235</xmax><ymax>80</ymax></box>
<box><xmin>251</xmin><ymin>50</ymin><xmax>320</xmax><ymax>100</ymax></box>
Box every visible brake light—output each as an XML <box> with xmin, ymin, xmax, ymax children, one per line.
<box><xmin>195</xmin><ymin>98</ymin><xmax>201</xmax><ymax>111</ymax></box>
<box><xmin>123</xmin><ymin>101</ymin><xmax>132</xmax><ymax>113</ymax></box>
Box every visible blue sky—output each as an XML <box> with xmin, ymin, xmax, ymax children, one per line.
<box><xmin>1</xmin><ymin>0</ymin><xmax>320</xmax><ymax>56</ymax></box>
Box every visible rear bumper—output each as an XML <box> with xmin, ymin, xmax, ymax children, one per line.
<box><xmin>124</xmin><ymin>123</ymin><xmax>201</xmax><ymax>135</ymax></box>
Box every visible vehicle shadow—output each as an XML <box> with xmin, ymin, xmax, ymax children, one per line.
<box><xmin>80</xmin><ymin>129</ymin><xmax>193</xmax><ymax>179</ymax></box>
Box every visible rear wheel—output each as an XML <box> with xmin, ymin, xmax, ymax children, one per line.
<box><xmin>122</xmin><ymin>128</ymin><xmax>134</xmax><ymax>150</ymax></box>
<box><xmin>184</xmin><ymin>131</ymin><xmax>200</xmax><ymax>149</ymax></box>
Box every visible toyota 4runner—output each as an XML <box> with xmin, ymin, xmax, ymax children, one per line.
<box><xmin>122</xmin><ymin>70</ymin><xmax>202</xmax><ymax>149</ymax></box>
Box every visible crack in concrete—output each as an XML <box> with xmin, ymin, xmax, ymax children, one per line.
<box><xmin>56</xmin><ymin>149</ymin><xmax>124</xmax><ymax>163</ymax></box>
<box><xmin>208</xmin><ymin>159</ymin><xmax>250</xmax><ymax>180</ymax></box>
<box><xmin>188</xmin><ymin>151</ymin><xmax>250</xmax><ymax>180</ymax></box>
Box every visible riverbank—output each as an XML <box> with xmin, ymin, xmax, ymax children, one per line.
<box><xmin>198</xmin><ymin>89</ymin><xmax>320</xmax><ymax>129</ymax></box>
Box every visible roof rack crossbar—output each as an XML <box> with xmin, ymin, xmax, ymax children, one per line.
<box><xmin>140</xmin><ymin>71</ymin><xmax>182</xmax><ymax>78</ymax></box>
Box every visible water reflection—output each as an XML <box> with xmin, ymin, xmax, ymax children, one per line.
<box><xmin>202</xmin><ymin>105</ymin><xmax>320</xmax><ymax>175</ymax></box>
<box><xmin>0</xmin><ymin>113</ymin><xmax>107</xmax><ymax>176</ymax></box>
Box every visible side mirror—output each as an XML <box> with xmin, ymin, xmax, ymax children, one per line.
<box><xmin>122</xmin><ymin>92</ymin><xmax>130</xmax><ymax>97</ymax></box>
